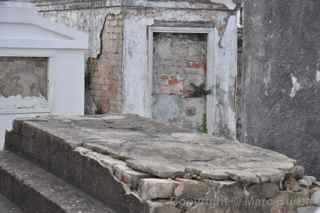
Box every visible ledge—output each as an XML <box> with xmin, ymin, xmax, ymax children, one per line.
<box><xmin>33</xmin><ymin>0</ymin><xmax>237</xmax><ymax>12</ymax></box>
<box><xmin>12</xmin><ymin>114</ymin><xmax>297</xmax><ymax>184</ymax></box>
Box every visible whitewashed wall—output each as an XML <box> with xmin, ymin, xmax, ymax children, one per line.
<box><xmin>0</xmin><ymin>2</ymin><xmax>88</xmax><ymax>148</ymax></box>
<box><xmin>122</xmin><ymin>10</ymin><xmax>238</xmax><ymax>139</ymax></box>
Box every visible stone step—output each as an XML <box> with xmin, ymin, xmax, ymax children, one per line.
<box><xmin>0</xmin><ymin>151</ymin><xmax>116</xmax><ymax>213</ymax></box>
<box><xmin>0</xmin><ymin>193</ymin><xmax>23</xmax><ymax>213</ymax></box>
<box><xmin>5</xmin><ymin>115</ymin><xmax>183</xmax><ymax>213</ymax></box>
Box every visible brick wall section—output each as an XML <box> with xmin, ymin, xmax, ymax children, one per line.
<box><xmin>89</xmin><ymin>13</ymin><xmax>123</xmax><ymax>113</ymax></box>
<box><xmin>152</xmin><ymin>33</ymin><xmax>207</xmax><ymax>131</ymax></box>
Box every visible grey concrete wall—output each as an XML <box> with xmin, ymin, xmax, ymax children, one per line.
<box><xmin>241</xmin><ymin>0</ymin><xmax>320</xmax><ymax>177</ymax></box>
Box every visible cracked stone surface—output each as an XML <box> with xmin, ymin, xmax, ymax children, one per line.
<box><xmin>13</xmin><ymin>114</ymin><xmax>296</xmax><ymax>184</ymax></box>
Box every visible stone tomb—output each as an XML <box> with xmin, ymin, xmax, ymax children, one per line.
<box><xmin>35</xmin><ymin>0</ymin><xmax>238</xmax><ymax>138</ymax></box>
<box><xmin>3</xmin><ymin>114</ymin><xmax>320</xmax><ymax>213</ymax></box>
<box><xmin>0</xmin><ymin>2</ymin><xmax>88</xmax><ymax>148</ymax></box>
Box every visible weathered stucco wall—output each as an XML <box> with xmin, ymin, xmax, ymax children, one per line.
<box><xmin>122</xmin><ymin>6</ymin><xmax>238</xmax><ymax>138</ymax></box>
<box><xmin>242</xmin><ymin>0</ymin><xmax>320</xmax><ymax>177</ymax></box>
<box><xmin>37</xmin><ymin>7</ymin><xmax>123</xmax><ymax>113</ymax></box>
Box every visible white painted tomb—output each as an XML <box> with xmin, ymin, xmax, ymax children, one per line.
<box><xmin>0</xmin><ymin>1</ymin><xmax>88</xmax><ymax>148</ymax></box>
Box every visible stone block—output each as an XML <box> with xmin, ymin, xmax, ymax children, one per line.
<box><xmin>204</xmin><ymin>180</ymin><xmax>244</xmax><ymax>200</ymax></box>
<box><xmin>285</xmin><ymin>175</ymin><xmax>300</xmax><ymax>192</ymax></box>
<box><xmin>139</xmin><ymin>178</ymin><xmax>177</xmax><ymax>200</ymax></box>
<box><xmin>311</xmin><ymin>191</ymin><xmax>320</xmax><ymax>206</ymax></box>
<box><xmin>148</xmin><ymin>201</ymin><xmax>181</xmax><ymax>213</ymax></box>
<box><xmin>298</xmin><ymin>207</ymin><xmax>320</xmax><ymax>213</ymax></box>
<box><xmin>113</xmin><ymin>164</ymin><xmax>150</xmax><ymax>189</ymax></box>
<box><xmin>271</xmin><ymin>190</ymin><xmax>311</xmax><ymax>213</ymax></box>
<box><xmin>248</xmin><ymin>182</ymin><xmax>280</xmax><ymax>199</ymax></box>
<box><xmin>299</xmin><ymin>176</ymin><xmax>317</xmax><ymax>187</ymax></box>
<box><xmin>174</xmin><ymin>178</ymin><xmax>209</xmax><ymax>199</ymax></box>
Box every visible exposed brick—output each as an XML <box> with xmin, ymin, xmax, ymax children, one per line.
<box><xmin>152</xmin><ymin>33</ymin><xmax>207</xmax><ymax>131</ymax></box>
<box><xmin>113</xmin><ymin>164</ymin><xmax>150</xmax><ymax>189</ymax></box>
<box><xmin>189</xmin><ymin>62</ymin><xmax>207</xmax><ymax>70</ymax></box>
<box><xmin>89</xmin><ymin>12</ymin><xmax>123</xmax><ymax>113</ymax></box>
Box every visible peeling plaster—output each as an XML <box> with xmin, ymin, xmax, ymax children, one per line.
<box><xmin>290</xmin><ymin>74</ymin><xmax>301</xmax><ymax>98</ymax></box>
<box><xmin>263</xmin><ymin>62</ymin><xmax>272</xmax><ymax>96</ymax></box>
<box><xmin>42</xmin><ymin>9</ymin><xmax>118</xmax><ymax>58</ymax></box>
<box><xmin>123</xmin><ymin>11</ymin><xmax>237</xmax><ymax>138</ymax></box>
<box><xmin>217</xmin><ymin>15</ymin><xmax>231</xmax><ymax>48</ymax></box>
<box><xmin>0</xmin><ymin>95</ymin><xmax>48</xmax><ymax>112</ymax></box>
<box><xmin>210</xmin><ymin>0</ymin><xmax>237</xmax><ymax>10</ymax></box>
<box><xmin>316</xmin><ymin>70</ymin><xmax>320</xmax><ymax>82</ymax></box>
<box><xmin>263</xmin><ymin>63</ymin><xmax>272</xmax><ymax>88</ymax></box>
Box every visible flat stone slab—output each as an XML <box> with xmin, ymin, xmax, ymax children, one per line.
<box><xmin>13</xmin><ymin>114</ymin><xmax>297</xmax><ymax>183</ymax></box>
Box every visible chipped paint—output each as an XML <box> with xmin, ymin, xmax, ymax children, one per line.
<box><xmin>263</xmin><ymin>63</ymin><xmax>272</xmax><ymax>88</ymax></box>
<box><xmin>316</xmin><ymin>70</ymin><xmax>320</xmax><ymax>82</ymax></box>
<box><xmin>0</xmin><ymin>2</ymin><xmax>88</xmax><ymax>148</ymax></box>
<box><xmin>210</xmin><ymin>0</ymin><xmax>237</xmax><ymax>10</ymax></box>
<box><xmin>0</xmin><ymin>95</ymin><xmax>48</xmax><ymax>113</ymax></box>
<box><xmin>263</xmin><ymin>62</ymin><xmax>272</xmax><ymax>96</ymax></box>
<box><xmin>123</xmin><ymin>12</ymin><xmax>238</xmax><ymax>138</ymax></box>
<box><xmin>290</xmin><ymin>74</ymin><xmax>301</xmax><ymax>98</ymax></box>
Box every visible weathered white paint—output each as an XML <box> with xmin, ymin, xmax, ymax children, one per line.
<box><xmin>316</xmin><ymin>70</ymin><xmax>320</xmax><ymax>82</ymax></box>
<box><xmin>0</xmin><ymin>96</ymin><xmax>48</xmax><ymax>114</ymax></box>
<box><xmin>0</xmin><ymin>2</ymin><xmax>87</xmax><ymax>50</ymax></box>
<box><xmin>210</xmin><ymin>0</ymin><xmax>237</xmax><ymax>10</ymax></box>
<box><xmin>290</xmin><ymin>73</ymin><xmax>301</xmax><ymax>98</ymax></box>
<box><xmin>0</xmin><ymin>2</ymin><xmax>88</xmax><ymax>148</ymax></box>
<box><xmin>42</xmin><ymin>8</ymin><xmax>122</xmax><ymax>58</ymax></box>
<box><xmin>123</xmin><ymin>16</ymin><xmax>153</xmax><ymax>116</ymax></box>
<box><xmin>122</xmin><ymin>12</ymin><xmax>238</xmax><ymax>138</ymax></box>
<box><xmin>120</xmin><ymin>0</ymin><xmax>237</xmax><ymax>11</ymax></box>
<box><xmin>213</xmin><ymin>15</ymin><xmax>238</xmax><ymax>138</ymax></box>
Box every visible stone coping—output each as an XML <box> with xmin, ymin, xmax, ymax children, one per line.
<box><xmin>33</xmin><ymin>0</ymin><xmax>238</xmax><ymax>11</ymax></box>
